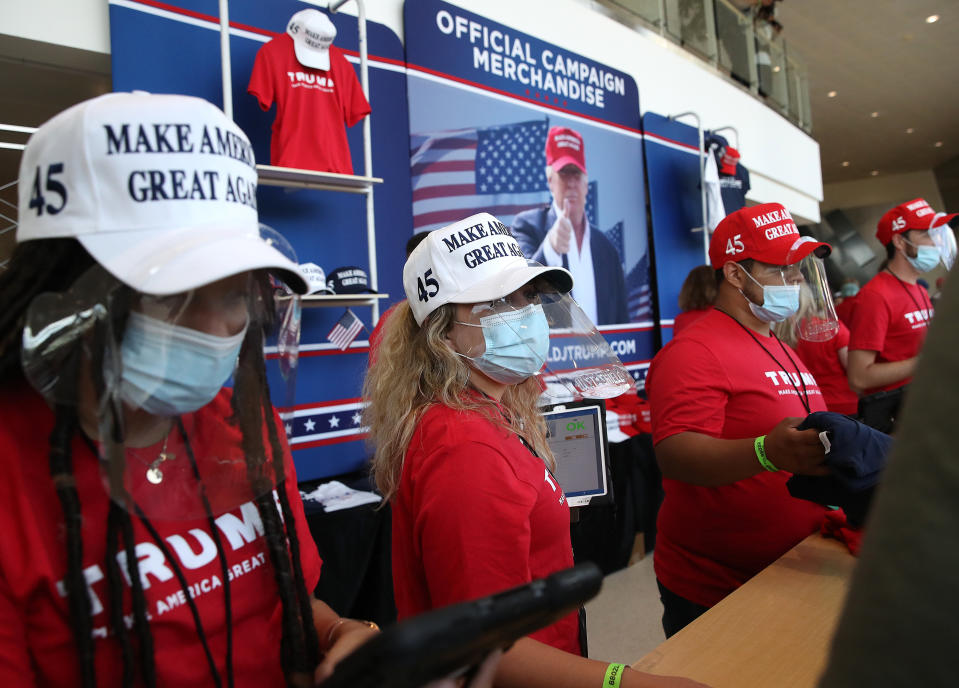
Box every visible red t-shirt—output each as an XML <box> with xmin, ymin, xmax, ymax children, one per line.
<box><xmin>248</xmin><ymin>35</ymin><xmax>371</xmax><ymax>174</ymax></box>
<box><xmin>672</xmin><ymin>308</ymin><xmax>710</xmax><ymax>336</ymax></box>
<box><xmin>834</xmin><ymin>295</ymin><xmax>857</xmax><ymax>327</ymax></box>
<box><xmin>0</xmin><ymin>383</ymin><xmax>321</xmax><ymax>686</ymax></box>
<box><xmin>795</xmin><ymin>322</ymin><xmax>859</xmax><ymax>415</ymax></box>
<box><xmin>391</xmin><ymin>401</ymin><xmax>579</xmax><ymax>655</ymax></box>
<box><xmin>646</xmin><ymin>309</ymin><xmax>827</xmax><ymax>607</ymax></box>
<box><xmin>367</xmin><ymin>301</ymin><xmax>402</xmax><ymax>368</ymax></box>
<box><xmin>848</xmin><ymin>271</ymin><xmax>933</xmax><ymax>394</ymax></box>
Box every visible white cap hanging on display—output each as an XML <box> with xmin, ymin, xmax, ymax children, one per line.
<box><xmin>17</xmin><ymin>91</ymin><xmax>308</xmax><ymax>295</ymax></box>
<box><xmin>287</xmin><ymin>9</ymin><xmax>336</xmax><ymax>71</ymax></box>
<box><xmin>403</xmin><ymin>212</ymin><xmax>573</xmax><ymax>325</ymax></box>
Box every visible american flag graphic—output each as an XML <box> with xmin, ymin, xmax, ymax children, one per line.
<box><xmin>327</xmin><ymin>309</ymin><xmax>364</xmax><ymax>351</ymax></box>
<box><xmin>410</xmin><ymin>119</ymin><xmax>553</xmax><ymax>232</ymax></box>
<box><xmin>626</xmin><ymin>252</ymin><xmax>652</xmax><ymax>321</ymax></box>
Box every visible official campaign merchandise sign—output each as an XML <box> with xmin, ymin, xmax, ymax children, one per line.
<box><xmin>405</xmin><ymin>0</ymin><xmax>656</xmax><ymax>388</ymax></box>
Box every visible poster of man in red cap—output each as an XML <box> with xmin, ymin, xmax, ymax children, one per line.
<box><xmin>405</xmin><ymin>0</ymin><xmax>646</xmax><ymax>333</ymax></box>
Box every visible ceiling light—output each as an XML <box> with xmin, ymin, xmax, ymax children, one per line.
<box><xmin>935</xmin><ymin>141</ymin><xmax>944</xmax><ymax>147</ymax></box>
<box><xmin>827</xmin><ymin>90</ymin><xmax>837</xmax><ymax>98</ymax></box>
<box><xmin>841</xmin><ymin>161</ymin><xmax>850</xmax><ymax>167</ymax></box>
<box><xmin>871</xmin><ymin>170</ymin><xmax>880</xmax><ymax>176</ymax></box>
<box><xmin>926</xmin><ymin>15</ymin><xmax>939</xmax><ymax>24</ymax></box>
<box><xmin>772</xmin><ymin>65</ymin><xmax>781</xmax><ymax>73</ymax></box>
<box><xmin>870</xmin><ymin>112</ymin><xmax>880</xmax><ymax>118</ymax></box>
<box><xmin>906</xmin><ymin>128</ymin><xmax>915</xmax><ymax>134</ymax></box>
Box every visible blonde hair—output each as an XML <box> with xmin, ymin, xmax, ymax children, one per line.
<box><xmin>364</xmin><ymin>300</ymin><xmax>554</xmax><ymax>501</ymax></box>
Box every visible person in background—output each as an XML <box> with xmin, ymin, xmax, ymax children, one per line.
<box><xmin>773</xmin><ymin>317</ymin><xmax>859</xmax><ymax>417</ymax></box>
<box><xmin>511</xmin><ymin>126</ymin><xmax>629</xmax><ymax>325</ymax></box>
<box><xmin>673</xmin><ymin>265</ymin><xmax>718</xmax><ymax>335</ymax></box>
<box><xmin>833</xmin><ymin>280</ymin><xmax>859</xmax><ymax>327</ymax></box>
<box><xmin>365</xmin><ymin>213</ymin><xmax>708</xmax><ymax>688</ymax></box>
<box><xmin>368</xmin><ymin>231</ymin><xmax>432</xmax><ymax>366</ymax></box>
<box><xmin>646</xmin><ymin>203</ymin><xmax>832</xmax><ymax>637</ymax></box>
<box><xmin>847</xmin><ymin>199</ymin><xmax>942</xmax><ymax>396</ymax></box>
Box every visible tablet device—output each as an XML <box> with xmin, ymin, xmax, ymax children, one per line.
<box><xmin>541</xmin><ymin>400</ymin><xmax>612</xmax><ymax>507</ymax></box>
<box><xmin>318</xmin><ymin>562</ymin><xmax>602</xmax><ymax>688</ymax></box>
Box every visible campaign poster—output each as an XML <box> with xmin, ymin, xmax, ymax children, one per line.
<box><xmin>405</xmin><ymin>0</ymin><xmax>654</xmax><ymax>386</ymax></box>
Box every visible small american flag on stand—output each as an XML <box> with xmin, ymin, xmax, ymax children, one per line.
<box><xmin>327</xmin><ymin>309</ymin><xmax>364</xmax><ymax>350</ymax></box>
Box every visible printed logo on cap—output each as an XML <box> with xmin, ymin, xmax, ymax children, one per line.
<box><xmin>327</xmin><ymin>266</ymin><xmax>376</xmax><ymax>294</ymax></box>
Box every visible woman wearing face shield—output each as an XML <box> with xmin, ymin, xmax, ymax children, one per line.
<box><xmin>0</xmin><ymin>92</ymin><xmax>388</xmax><ymax>687</ymax></box>
<box><xmin>645</xmin><ymin>204</ymin><xmax>838</xmax><ymax>637</ymax></box>
<box><xmin>364</xmin><ymin>213</ymin><xmax>709</xmax><ymax>688</ymax></box>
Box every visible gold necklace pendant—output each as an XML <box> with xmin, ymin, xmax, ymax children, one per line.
<box><xmin>146</xmin><ymin>437</ymin><xmax>175</xmax><ymax>485</ymax></box>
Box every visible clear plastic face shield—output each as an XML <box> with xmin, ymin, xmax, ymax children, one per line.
<box><xmin>452</xmin><ymin>265</ymin><xmax>634</xmax><ymax>400</ymax></box>
<box><xmin>928</xmin><ymin>214</ymin><xmax>957</xmax><ymax>270</ymax></box>
<box><xmin>780</xmin><ymin>238</ymin><xmax>840</xmax><ymax>342</ymax></box>
<box><xmin>20</xmin><ymin>225</ymin><xmax>303</xmax><ymax>521</ymax></box>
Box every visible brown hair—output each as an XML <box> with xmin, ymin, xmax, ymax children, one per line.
<box><xmin>679</xmin><ymin>264</ymin><xmax>719</xmax><ymax>311</ymax></box>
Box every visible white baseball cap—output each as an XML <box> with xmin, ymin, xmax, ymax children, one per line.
<box><xmin>287</xmin><ymin>9</ymin><xmax>336</xmax><ymax>71</ymax></box>
<box><xmin>17</xmin><ymin>91</ymin><xmax>308</xmax><ymax>295</ymax></box>
<box><xmin>299</xmin><ymin>262</ymin><xmax>334</xmax><ymax>294</ymax></box>
<box><xmin>403</xmin><ymin>213</ymin><xmax>573</xmax><ymax>325</ymax></box>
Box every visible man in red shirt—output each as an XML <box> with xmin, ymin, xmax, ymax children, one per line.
<box><xmin>847</xmin><ymin>199</ymin><xmax>945</xmax><ymax>397</ymax></box>
<box><xmin>646</xmin><ymin>203</ymin><xmax>832</xmax><ymax>637</ymax></box>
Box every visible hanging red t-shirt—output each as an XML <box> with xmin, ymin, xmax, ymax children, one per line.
<box><xmin>646</xmin><ymin>309</ymin><xmax>827</xmax><ymax>607</ymax></box>
<box><xmin>248</xmin><ymin>34</ymin><xmax>371</xmax><ymax>174</ymax></box>
<box><xmin>848</xmin><ymin>271</ymin><xmax>933</xmax><ymax>394</ymax></box>
<box><xmin>391</xmin><ymin>401</ymin><xmax>579</xmax><ymax>655</ymax></box>
<box><xmin>795</xmin><ymin>322</ymin><xmax>859</xmax><ymax>415</ymax></box>
<box><xmin>0</xmin><ymin>383</ymin><xmax>321</xmax><ymax>686</ymax></box>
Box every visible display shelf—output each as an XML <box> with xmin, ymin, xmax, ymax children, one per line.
<box><xmin>256</xmin><ymin>165</ymin><xmax>383</xmax><ymax>193</ymax></box>
<box><xmin>295</xmin><ymin>293</ymin><xmax>390</xmax><ymax>309</ymax></box>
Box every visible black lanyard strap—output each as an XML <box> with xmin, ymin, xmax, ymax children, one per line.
<box><xmin>715</xmin><ymin>308</ymin><xmax>812</xmax><ymax>415</ymax></box>
<box><xmin>885</xmin><ymin>267</ymin><xmax>932</xmax><ymax>317</ymax></box>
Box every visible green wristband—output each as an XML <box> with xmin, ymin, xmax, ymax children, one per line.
<box><xmin>604</xmin><ymin>663</ymin><xmax>627</xmax><ymax>688</ymax></box>
<box><xmin>754</xmin><ymin>435</ymin><xmax>779</xmax><ymax>472</ymax></box>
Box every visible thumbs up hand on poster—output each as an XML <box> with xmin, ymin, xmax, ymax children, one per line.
<box><xmin>548</xmin><ymin>199</ymin><xmax>574</xmax><ymax>255</ymax></box>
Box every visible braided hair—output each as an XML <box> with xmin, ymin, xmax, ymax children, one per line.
<box><xmin>0</xmin><ymin>240</ymin><xmax>320</xmax><ymax>686</ymax></box>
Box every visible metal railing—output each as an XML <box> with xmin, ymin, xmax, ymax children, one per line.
<box><xmin>601</xmin><ymin>0</ymin><xmax>812</xmax><ymax>133</ymax></box>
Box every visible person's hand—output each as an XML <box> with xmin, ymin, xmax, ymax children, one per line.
<box><xmin>763</xmin><ymin>417</ymin><xmax>830</xmax><ymax>476</ymax></box>
<box><xmin>426</xmin><ymin>649</ymin><xmax>503</xmax><ymax>688</ymax></box>
<box><xmin>547</xmin><ymin>199</ymin><xmax>574</xmax><ymax>254</ymax></box>
<box><xmin>313</xmin><ymin>619</ymin><xmax>380</xmax><ymax>684</ymax></box>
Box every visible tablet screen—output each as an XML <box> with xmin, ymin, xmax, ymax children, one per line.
<box><xmin>542</xmin><ymin>404</ymin><xmax>610</xmax><ymax>507</ymax></box>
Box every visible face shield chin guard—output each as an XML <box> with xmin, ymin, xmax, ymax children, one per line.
<box><xmin>784</xmin><ymin>238</ymin><xmax>840</xmax><ymax>343</ymax></box>
<box><xmin>456</xmin><ymin>274</ymin><xmax>634</xmax><ymax>401</ymax></box>
<box><xmin>20</xmin><ymin>226</ymin><xmax>303</xmax><ymax>522</ymax></box>
<box><xmin>928</xmin><ymin>214</ymin><xmax>957</xmax><ymax>270</ymax></box>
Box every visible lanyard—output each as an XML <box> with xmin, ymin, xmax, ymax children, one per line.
<box><xmin>715</xmin><ymin>308</ymin><xmax>812</xmax><ymax>415</ymax></box>
<box><xmin>885</xmin><ymin>267</ymin><xmax>932</xmax><ymax>316</ymax></box>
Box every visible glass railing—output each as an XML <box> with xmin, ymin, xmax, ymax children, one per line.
<box><xmin>601</xmin><ymin>0</ymin><xmax>813</xmax><ymax>133</ymax></box>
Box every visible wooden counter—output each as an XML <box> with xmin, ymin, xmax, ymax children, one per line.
<box><xmin>633</xmin><ymin>535</ymin><xmax>855</xmax><ymax>688</ymax></box>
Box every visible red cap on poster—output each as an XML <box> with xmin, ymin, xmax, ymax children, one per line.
<box><xmin>545</xmin><ymin>126</ymin><xmax>586</xmax><ymax>173</ymax></box>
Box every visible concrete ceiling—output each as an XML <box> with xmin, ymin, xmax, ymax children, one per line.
<box><xmin>776</xmin><ymin>0</ymin><xmax>959</xmax><ymax>184</ymax></box>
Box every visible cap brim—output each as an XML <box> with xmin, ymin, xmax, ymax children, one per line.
<box><xmin>293</xmin><ymin>42</ymin><xmax>330</xmax><ymax>71</ymax></box>
<box><xmin>78</xmin><ymin>224</ymin><xmax>309</xmax><ymax>295</ymax></box>
<box><xmin>548</xmin><ymin>156</ymin><xmax>586</xmax><ymax>173</ymax></box>
<box><xmin>450</xmin><ymin>263</ymin><xmax>573</xmax><ymax>306</ymax></box>
<box><xmin>932</xmin><ymin>212</ymin><xmax>958</xmax><ymax>228</ymax></box>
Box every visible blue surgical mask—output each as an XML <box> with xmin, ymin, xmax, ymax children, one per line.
<box><xmin>740</xmin><ymin>268</ymin><xmax>800</xmax><ymax>323</ymax></box>
<box><xmin>121</xmin><ymin>311</ymin><xmax>247</xmax><ymax>416</ymax></box>
<box><xmin>904</xmin><ymin>241</ymin><xmax>940</xmax><ymax>273</ymax></box>
<box><xmin>457</xmin><ymin>304</ymin><xmax>550</xmax><ymax>385</ymax></box>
